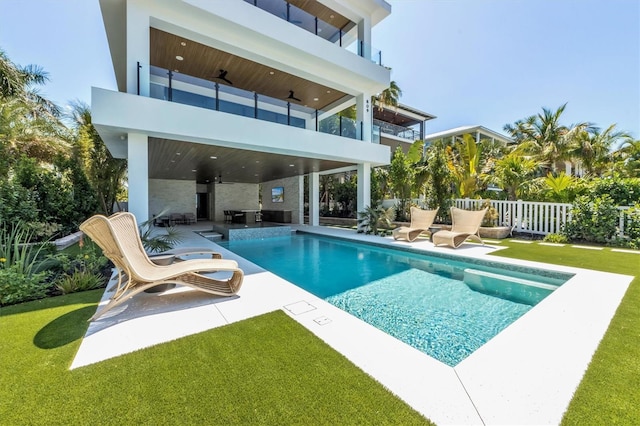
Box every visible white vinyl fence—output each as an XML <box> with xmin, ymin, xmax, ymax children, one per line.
<box><xmin>382</xmin><ymin>198</ymin><xmax>634</xmax><ymax>237</ymax></box>
<box><xmin>456</xmin><ymin>199</ymin><xmax>635</xmax><ymax>237</ymax></box>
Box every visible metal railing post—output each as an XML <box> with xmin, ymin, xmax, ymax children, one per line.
<box><xmin>137</xmin><ymin>61</ymin><xmax>141</xmax><ymax>95</ymax></box>
<box><xmin>254</xmin><ymin>92</ymin><xmax>258</xmax><ymax>118</ymax></box>
<box><xmin>215</xmin><ymin>82</ymin><xmax>219</xmax><ymax>111</ymax></box>
<box><xmin>168</xmin><ymin>70</ymin><xmax>173</xmax><ymax>101</ymax></box>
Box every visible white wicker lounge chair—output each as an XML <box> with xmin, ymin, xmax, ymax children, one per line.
<box><xmin>80</xmin><ymin>212</ymin><xmax>243</xmax><ymax>321</ymax></box>
<box><xmin>432</xmin><ymin>207</ymin><xmax>487</xmax><ymax>248</ymax></box>
<box><xmin>392</xmin><ymin>207</ymin><xmax>439</xmax><ymax>242</ymax></box>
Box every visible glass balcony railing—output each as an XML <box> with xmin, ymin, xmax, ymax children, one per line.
<box><xmin>147</xmin><ymin>65</ymin><xmax>364</xmax><ymax>141</ymax></box>
<box><xmin>373</xmin><ymin>119</ymin><xmax>421</xmax><ymax>141</ymax></box>
<box><xmin>244</xmin><ymin>0</ymin><xmax>382</xmax><ymax>66</ymax></box>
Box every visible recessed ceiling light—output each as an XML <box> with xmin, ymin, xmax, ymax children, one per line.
<box><xmin>176</xmin><ymin>152</ymin><xmax>181</xmax><ymax>155</ymax></box>
<box><xmin>174</xmin><ymin>69</ymin><xmax>179</xmax><ymax>72</ymax></box>
<box><xmin>180</xmin><ymin>41</ymin><xmax>187</xmax><ymax>46</ymax></box>
<box><xmin>313</xmin><ymin>97</ymin><xmax>319</xmax><ymax>101</ymax></box>
<box><xmin>210</xmin><ymin>156</ymin><xmax>217</xmax><ymax>159</ymax></box>
<box><xmin>269</xmin><ymin>71</ymin><xmax>274</xmax><ymax>75</ymax></box>
<box><xmin>256</xmin><ymin>160</ymin><xmax>260</xmax><ymax>163</ymax></box>
<box><xmin>171</xmin><ymin>160</ymin><xmax>175</xmax><ymax>163</ymax></box>
<box><xmin>330</xmin><ymin>15</ymin><xmax>334</xmax><ymax>19</ymax></box>
<box><xmin>289</xmin><ymin>164</ymin><xmax>294</xmax><ymax>167</ymax></box>
<box><xmin>191</xmin><ymin>169</ymin><xmax>197</xmax><ymax>172</ymax></box>
<box><xmin>176</xmin><ymin>55</ymin><xmax>184</xmax><ymax>61</ymax></box>
<box><xmin>326</xmin><ymin>90</ymin><xmax>331</xmax><ymax>93</ymax></box>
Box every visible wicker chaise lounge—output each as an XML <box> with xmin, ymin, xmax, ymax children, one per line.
<box><xmin>80</xmin><ymin>212</ymin><xmax>244</xmax><ymax>321</ymax></box>
<box><xmin>392</xmin><ymin>207</ymin><xmax>439</xmax><ymax>242</ymax></box>
<box><xmin>432</xmin><ymin>207</ymin><xmax>488</xmax><ymax>248</ymax></box>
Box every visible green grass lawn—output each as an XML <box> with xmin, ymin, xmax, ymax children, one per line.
<box><xmin>0</xmin><ymin>290</ymin><xmax>430</xmax><ymax>425</ymax></box>
<box><xmin>1</xmin><ymin>240</ymin><xmax>638</xmax><ymax>424</ymax></box>
<box><xmin>488</xmin><ymin>240</ymin><xmax>640</xmax><ymax>425</ymax></box>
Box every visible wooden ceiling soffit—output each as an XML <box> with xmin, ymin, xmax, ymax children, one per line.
<box><xmin>150</xmin><ymin>28</ymin><xmax>348</xmax><ymax>110</ymax></box>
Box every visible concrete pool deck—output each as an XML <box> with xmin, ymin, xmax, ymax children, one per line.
<box><xmin>71</xmin><ymin>224</ymin><xmax>633</xmax><ymax>425</ymax></box>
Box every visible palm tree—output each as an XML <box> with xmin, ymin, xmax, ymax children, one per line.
<box><xmin>68</xmin><ymin>101</ymin><xmax>127</xmax><ymax>215</ymax></box>
<box><xmin>613</xmin><ymin>138</ymin><xmax>640</xmax><ymax>177</ymax></box>
<box><xmin>375</xmin><ymin>80</ymin><xmax>402</xmax><ymax>111</ymax></box>
<box><xmin>505</xmin><ymin>104</ymin><xmax>590</xmax><ymax>174</ymax></box>
<box><xmin>487</xmin><ymin>153</ymin><xmax>539</xmax><ymax>201</ymax></box>
<box><xmin>569</xmin><ymin>124</ymin><xmax>631</xmax><ymax>176</ymax></box>
<box><xmin>0</xmin><ymin>50</ymin><xmax>66</xmax><ymax>176</ymax></box>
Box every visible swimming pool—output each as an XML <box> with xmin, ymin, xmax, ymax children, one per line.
<box><xmin>219</xmin><ymin>233</ymin><xmax>573</xmax><ymax>366</ymax></box>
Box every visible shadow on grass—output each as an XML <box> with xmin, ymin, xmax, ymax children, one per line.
<box><xmin>33</xmin><ymin>305</ymin><xmax>96</xmax><ymax>349</ymax></box>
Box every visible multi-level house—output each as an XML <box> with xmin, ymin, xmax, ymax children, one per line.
<box><xmin>92</xmin><ymin>0</ymin><xmax>392</xmax><ymax>225</ymax></box>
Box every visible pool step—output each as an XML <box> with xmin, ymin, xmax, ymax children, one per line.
<box><xmin>463</xmin><ymin>268</ymin><xmax>559</xmax><ymax>305</ymax></box>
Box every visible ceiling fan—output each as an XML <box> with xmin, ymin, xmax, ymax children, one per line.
<box><xmin>214</xmin><ymin>69</ymin><xmax>233</xmax><ymax>85</ymax></box>
<box><xmin>287</xmin><ymin>90</ymin><xmax>301</xmax><ymax>102</ymax></box>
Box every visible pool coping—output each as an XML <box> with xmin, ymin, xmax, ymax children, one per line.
<box><xmin>71</xmin><ymin>224</ymin><xmax>633</xmax><ymax>425</ymax></box>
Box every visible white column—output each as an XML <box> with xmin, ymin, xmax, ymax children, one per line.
<box><xmin>356</xmin><ymin>93</ymin><xmax>372</xmax><ymax>142</ymax></box>
<box><xmin>357</xmin><ymin>163</ymin><xmax>371</xmax><ymax>213</ymax></box>
<box><xmin>127</xmin><ymin>133</ymin><xmax>149</xmax><ymax>222</ymax></box>
<box><xmin>298</xmin><ymin>175</ymin><xmax>304</xmax><ymax>225</ymax></box>
<box><xmin>357</xmin><ymin>17</ymin><xmax>372</xmax><ymax>60</ymax></box>
<box><xmin>126</xmin><ymin>2</ymin><xmax>150</xmax><ymax>96</ymax></box>
<box><xmin>309</xmin><ymin>172</ymin><xmax>320</xmax><ymax>226</ymax></box>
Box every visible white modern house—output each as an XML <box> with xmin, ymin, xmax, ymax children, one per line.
<box><xmin>92</xmin><ymin>0</ymin><xmax>392</xmax><ymax>225</ymax></box>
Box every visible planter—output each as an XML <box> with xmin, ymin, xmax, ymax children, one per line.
<box><xmin>479</xmin><ymin>226</ymin><xmax>512</xmax><ymax>239</ymax></box>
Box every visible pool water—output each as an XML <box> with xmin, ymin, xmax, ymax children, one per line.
<box><xmin>219</xmin><ymin>233</ymin><xmax>571</xmax><ymax>366</ymax></box>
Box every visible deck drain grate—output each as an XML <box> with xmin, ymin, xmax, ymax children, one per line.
<box><xmin>314</xmin><ymin>316</ymin><xmax>332</xmax><ymax>325</ymax></box>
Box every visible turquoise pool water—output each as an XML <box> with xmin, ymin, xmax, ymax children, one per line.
<box><xmin>219</xmin><ymin>233</ymin><xmax>572</xmax><ymax>366</ymax></box>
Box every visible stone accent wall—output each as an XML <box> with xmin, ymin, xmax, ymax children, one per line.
<box><xmin>261</xmin><ymin>176</ymin><xmax>301</xmax><ymax>223</ymax></box>
<box><xmin>213</xmin><ymin>183</ymin><xmax>259</xmax><ymax>221</ymax></box>
<box><xmin>149</xmin><ymin>179</ymin><xmax>196</xmax><ymax>220</ymax></box>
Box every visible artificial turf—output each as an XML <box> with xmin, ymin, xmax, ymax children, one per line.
<box><xmin>0</xmin><ymin>290</ymin><xmax>431</xmax><ymax>425</ymax></box>
<box><xmin>2</xmin><ymin>240</ymin><xmax>638</xmax><ymax>424</ymax></box>
<box><xmin>489</xmin><ymin>241</ymin><xmax>640</xmax><ymax>425</ymax></box>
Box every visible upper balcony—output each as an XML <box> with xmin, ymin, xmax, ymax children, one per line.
<box><xmin>147</xmin><ymin>63</ymin><xmax>365</xmax><ymax>141</ymax></box>
<box><xmin>244</xmin><ymin>0</ymin><xmax>383</xmax><ymax>65</ymax></box>
<box><xmin>372</xmin><ymin>103</ymin><xmax>436</xmax><ymax>148</ymax></box>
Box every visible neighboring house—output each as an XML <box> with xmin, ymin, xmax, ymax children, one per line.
<box><xmin>423</xmin><ymin>125</ymin><xmax>512</xmax><ymax>147</ymax></box>
<box><xmin>373</xmin><ymin>102</ymin><xmax>436</xmax><ymax>154</ymax></box>
<box><xmin>92</xmin><ymin>0</ymin><xmax>392</xmax><ymax>225</ymax></box>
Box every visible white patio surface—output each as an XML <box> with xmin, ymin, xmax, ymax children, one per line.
<box><xmin>71</xmin><ymin>223</ymin><xmax>633</xmax><ymax>426</ymax></box>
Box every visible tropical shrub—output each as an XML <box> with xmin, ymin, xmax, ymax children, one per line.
<box><xmin>585</xmin><ymin>177</ymin><xmax>640</xmax><ymax>206</ymax></box>
<box><xmin>543</xmin><ymin>233</ymin><xmax>569</xmax><ymax>244</ymax></box>
<box><xmin>0</xmin><ymin>222</ymin><xmax>52</xmax><ymax>305</ymax></box>
<box><xmin>55</xmin><ymin>270</ymin><xmax>104</xmax><ymax>295</ymax></box>
<box><xmin>480</xmin><ymin>200</ymin><xmax>499</xmax><ymax>227</ymax></box>
<box><xmin>0</xmin><ymin>264</ymin><xmax>49</xmax><ymax>305</ymax></box>
<box><xmin>563</xmin><ymin>195</ymin><xmax>619</xmax><ymax>243</ymax></box>
<box><xmin>357</xmin><ymin>204</ymin><xmax>394</xmax><ymax>235</ymax></box>
<box><xmin>421</xmin><ymin>142</ymin><xmax>454</xmax><ymax>222</ymax></box>
<box><xmin>389</xmin><ymin>147</ymin><xmax>414</xmax><ymax>221</ymax></box>
<box><xmin>615</xmin><ymin>204</ymin><xmax>640</xmax><ymax>249</ymax></box>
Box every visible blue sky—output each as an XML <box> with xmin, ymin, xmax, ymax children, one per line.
<box><xmin>1</xmin><ymin>0</ymin><xmax>638</xmax><ymax>140</ymax></box>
